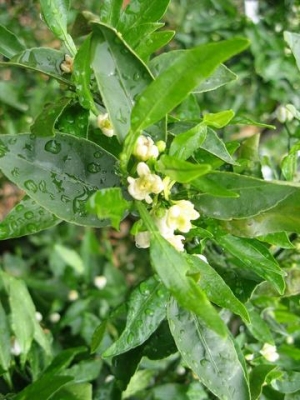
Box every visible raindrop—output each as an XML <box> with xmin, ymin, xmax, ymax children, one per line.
<box><xmin>0</xmin><ymin>225</ymin><xmax>9</xmax><ymax>237</ymax></box>
<box><xmin>0</xmin><ymin>142</ymin><xmax>8</xmax><ymax>157</ymax></box>
<box><xmin>87</xmin><ymin>162</ymin><xmax>101</xmax><ymax>173</ymax></box>
<box><xmin>94</xmin><ymin>151</ymin><xmax>103</xmax><ymax>159</ymax></box>
<box><xmin>126</xmin><ymin>332</ymin><xmax>134</xmax><ymax>344</ymax></box>
<box><xmin>133</xmin><ymin>72</ymin><xmax>140</xmax><ymax>81</ymax></box>
<box><xmin>24</xmin><ymin>180</ymin><xmax>38</xmax><ymax>193</ymax></box>
<box><xmin>156</xmin><ymin>288</ymin><xmax>166</xmax><ymax>298</ymax></box>
<box><xmin>24</xmin><ymin>211</ymin><xmax>34</xmax><ymax>220</ymax></box>
<box><xmin>16</xmin><ymin>204</ymin><xmax>24</xmax><ymax>212</ymax></box>
<box><xmin>61</xmin><ymin>194</ymin><xmax>71</xmax><ymax>203</ymax></box>
<box><xmin>30</xmin><ymin>133</ymin><xmax>36</xmax><ymax>140</ymax></box>
<box><xmin>8</xmin><ymin>137</ymin><xmax>17</xmax><ymax>145</ymax></box>
<box><xmin>44</xmin><ymin>139</ymin><xmax>62</xmax><ymax>154</ymax></box>
<box><xmin>27</xmin><ymin>223</ymin><xmax>37</xmax><ymax>233</ymax></box>
<box><xmin>11</xmin><ymin>167</ymin><xmax>20</xmax><ymax>177</ymax></box>
<box><xmin>39</xmin><ymin>180</ymin><xmax>47</xmax><ymax>193</ymax></box>
<box><xmin>24</xmin><ymin>143</ymin><xmax>33</xmax><ymax>152</ymax></box>
<box><xmin>139</xmin><ymin>281</ymin><xmax>150</xmax><ymax>296</ymax></box>
<box><xmin>200</xmin><ymin>358</ymin><xmax>209</xmax><ymax>367</ymax></box>
<box><xmin>145</xmin><ymin>308</ymin><xmax>154</xmax><ymax>316</ymax></box>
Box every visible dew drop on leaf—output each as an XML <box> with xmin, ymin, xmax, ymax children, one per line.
<box><xmin>145</xmin><ymin>308</ymin><xmax>154</xmax><ymax>316</ymax></box>
<box><xmin>24</xmin><ymin>211</ymin><xmax>34</xmax><ymax>220</ymax></box>
<box><xmin>44</xmin><ymin>139</ymin><xmax>62</xmax><ymax>154</ymax></box>
<box><xmin>24</xmin><ymin>180</ymin><xmax>38</xmax><ymax>193</ymax></box>
<box><xmin>0</xmin><ymin>226</ymin><xmax>9</xmax><ymax>238</ymax></box>
<box><xmin>87</xmin><ymin>162</ymin><xmax>101</xmax><ymax>173</ymax></box>
<box><xmin>126</xmin><ymin>332</ymin><xmax>134</xmax><ymax>344</ymax></box>
<box><xmin>16</xmin><ymin>204</ymin><xmax>24</xmax><ymax>212</ymax></box>
<box><xmin>133</xmin><ymin>72</ymin><xmax>140</xmax><ymax>81</ymax></box>
<box><xmin>93</xmin><ymin>151</ymin><xmax>103</xmax><ymax>159</ymax></box>
<box><xmin>139</xmin><ymin>281</ymin><xmax>150</xmax><ymax>296</ymax></box>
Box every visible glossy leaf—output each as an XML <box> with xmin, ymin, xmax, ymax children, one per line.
<box><xmin>250</xmin><ymin>365</ymin><xmax>276</xmax><ymax>400</ymax></box>
<box><xmin>40</xmin><ymin>0</ymin><xmax>76</xmax><ymax>55</ymax></box>
<box><xmin>137</xmin><ymin>202</ymin><xmax>227</xmax><ymax>337</ymax></box>
<box><xmin>271</xmin><ymin>371</ymin><xmax>300</xmax><ymax>393</ymax></box>
<box><xmin>257</xmin><ymin>232</ymin><xmax>295</xmax><ymax>249</ymax></box>
<box><xmin>199</xmin><ymin>128</ymin><xmax>237</xmax><ymax>165</ymax></box>
<box><xmin>43</xmin><ymin>347</ymin><xmax>87</xmax><ymax>376</ymax></box>
<box><xmin>284</xmin><ymin>31</ymin><xmax>300</xmax><ymax>71</ymax></box>
<box><xmin>30</xmin><ymin>98</ymin><xmax>71</xmax><ymax>137</ymax></box>
<box><xmin>72</xmin><ymin>35</ymin><xmax>97</xmax><ymax>114</ymax></box>
<box><xmin>103</xmin><ymin>277</ymin><xmax>169</xmax><ymax>357</ymax></box>
<box><xmin>87</xmin><ymin>188</ymin><xmax>130</xmax><ymax>230</ymax></box>
<box><xmin>4</xmin><ymin>48</ymin><xmax>70</xmax><ymax>85</ymax></box>
<box><xmin>193</xmin><ymin>171</ymin><xmax>300</xmax><ymax>220</ymax></box>
<box><xmin>52</xmin><ymin>383</ymin><xmax>92</xmax><ymax>400</ymax></box>
<box><xmin>191</xmin><ymin>175</ymin><xmax>239</xmax><ymax>198</ymax></box>
<box><xmin>142</xmin><ymin>320</ymin><xmax>177</xmax><ymax>360</ymax></box>
<box><xmin>130</xmin><ymin>38</ymin><xmax>249</xmax><ymax>132</ymax></box>
<box><xmin>120</xmin><ymin>22</ymin><xmax>163</xmax><ymax>50</ymax></box>
<box><xmin>0</xmin><ymin>301</ymin><xmax>11</xmax><ymax>373</ymax></box>
<box><xmin>122</xmin><ymin>370</ymin><xmax>155</xmax><ymax>399</ymax></box>
<box><xmin>157</xmin><ymin>155</ymin><xmax>211</xmax><ymax>183</ymax></box>
<box><xmin>0</xmin><ymin>196</ymin><xmax>60</xmax><ymax>240</ymax></box>
<box><xmin>0</xmin><ymin>24</ymin><xmax>25</xmax><ymax>59</ymax></box>
<box><xmin>150</xmin><ymin>53</ymin><xmax>237</xmax><ymax>93</ymax></box>
<box><xmin>188</xmin><ymin>254</ymin><xmax>250</xmax><ymax>323</ymax></box>
<box><xmin>0</xmin><ymin>133</ymin><xmax>120</xmax><ymax>227</ymax></box>
<box><xmin>112</xmin><ymin>346</ymin><xmax>144</xmax><ymax>391</ymax></box>
<box><xmin>99</xmin><ymin>0</ymin><xmax>123</xmax><ymax>26</ymax></box>
<box><xmin>245</xmin><ymin>303</ymin><xmax>274</xmax><ymax>344</ymax></box>
<box><xmin>56</xmin><ymin>102</ymin><xmax>90</xmax><ymax>138</ymax></box>
<box><xmin>136</xmin><ymin>30</ymin><xmax>175</xmax><ymax>62</ymax></box>
<box><xmin>14</xmin><ymin>375</ymin><xmax>73</xmax><ymax>400</ymax></box>
<box><xmin>203</xmin><ymin>110</ymin><xmax>235</xmax><ymax>129</ymax></box>
<box><xmin>169</xmin><ymin>123</ymin><xmax>207</xmax><ymax>160</ymax></box>
<box><xmin>90</xmin><ymin>23</ymin><xmax>153</xmax><ymax>142</ymax></box>
<box><xmin>216</xmin><ymin>234</ymin><xmax>285</xmax><ymax>294</ymax></box>
<box><xmin>168</xmin><ymin>299</ymin><xmax>250</xmax><ymax>400</ymax></box>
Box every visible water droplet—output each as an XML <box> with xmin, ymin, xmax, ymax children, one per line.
<box><xmin>145</xmin><ymin>308</ymin><xmax>154</xmax><ymax>316</ymax></box>
<box><xmin>24</xmin><ymin>211</ymin><xmax>34</xmax><ymax>220</ymax></box>
<box><xmin>44</xmin><ymin>139</ymin><xmax>62</xmax><ymax>154</ymax></box>
<box><xmin>126</xmin><ymin>332</ymin><xmax>134</xmax><ymax>344</ymax></box>
<box><xmin>39</xmin><ymin>180</ymin><xmax>47</xmax><ymax>193</ymax></box>
<box><xmin>0</xmin><ymin>141</ymin><xmax>8</xmax><ymax>157</ymax></box>
<box><xmin>200</xmin><ymin>358</ymin><xmax>209</xmax><ymax>367</ymax></box>
<box><xmin>94</xmin><ymin>151</ymin><xmax>103</xmax><ymax>159</ymax></box>
<box><xmin>0</xmin><ymin>225</ymin><xmax>9</xmax><ymax>237</ymax></box>
<box><xmin>156</xmin><ymin>288</ymin><xmax>166</xmax><ymax>298</ymax></box>
<box><xmin>11</xmin><ymin>167</ymin><xmax>20</xmax><ymax>177</ymax></box>
<box><xmin>27</xmin><ymin>223</ymin><xmax>37</xmax><ymax>233</ymax></box>
<box><xmin>30</xmin><ymin>133</ymin><xmax>36</xmax><ymax>140</ymax></box>
<box><xmin>87</xmin><ymin>162</ymin><xmax>101</xmax><ymax>173</ymax></box>
<box><xmin>24</xmin><ymin>180</ymin><xmax>38</xmax><ymax>193</ymax></box>
<box><xmin>8</xmin><ymin>137</ymin><xmax>17</xmax><ymax>145</ymax></box>
<box><xmin>61</xmin><ymin>194</ymin><xmax>71</xmax><ymax>203</ymax></box>
<box><xmin>16</xmin><ymin>204</ymin><xmax>24</xmax><ymax>212</ymax></box>
<box><xmin>139</xmin><ymin>281</ymin><xmax>150</xmax><ymax>296</ymax></box>
<box><xmin>24</xmin><ymin>143</ymin><xmax>33</xmax><ymax>152</ymax></box>
<box><xmin>116</xmin><ymin>110</ymin><xmax>128</xmax><ymax>124</ymax></box>
<box><xmin>133</xmin><ymin>72</ymin><xmax>140</xmax><ymax>81</ymax></box>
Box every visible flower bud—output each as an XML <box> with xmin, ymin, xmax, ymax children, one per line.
<box><xmin>97</xmin><ymin>113</ymin><xmax>115</xmax><ymax>137</ymax></box>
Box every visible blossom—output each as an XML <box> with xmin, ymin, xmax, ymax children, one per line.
<box><xmin>166</xmin><ymin>234</ymin><xmax>185</xmax><ymax>252</ymax></box>
<box><xmin>133</xmin><ymin>135</ymin><xmax>159</xmax><ymax>161</ymax></box>
<box><xmin>127</xmin><ymin>162</ymin><xmax>164</xmax><ymax>204</ymax></box>
<box><xmin>135</xmin><ymin>231</ymin><xmax>151</xmax><ymax>248</ymax></box>
<box><xmin>167</xmin><ymin>200</ymin><xmax>200</xmax><ymax>232</ymax></box>
<box><xmin>97</xmin><ymin>113</ymin><xmax>115</xmax><ymax>137</ymax></box>
<box><xmin>260</xmin><ymin>343</ymin><xmax>279</xmax><ymax>362</ymax></box>
<box><xmin>94</xmin><ymin>275</ymin><xmax>107</xmax><ymax>289</ymax></box>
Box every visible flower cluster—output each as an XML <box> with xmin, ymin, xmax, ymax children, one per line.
<box><xmin>260</xmin><ymin>343</ymin><xmax>279</xmax><ymax>362</ymax></box>
<box><xmin>128</xmin><ymin>134</ymin><xmax>200</xmax><ymax>252</ymax></box>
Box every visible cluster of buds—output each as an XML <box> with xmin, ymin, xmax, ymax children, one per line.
<box><xmin>135</xmin><ymin>201</ymin><xmax>199</xmax><ymax>252</ymax></box>
<box><xmin>260</xmin><ymin>343</ymin><xmax>279</xmax><ymax>362</ymax></box>
<box><xmin>60</xmin><ymin>54</ymin><xmax>74</xmax><ymax>74</ymax></box>
<box><xmin>127</xmin><ymin>134</ymin><xmax>200</xmax><ymax>252</ymax></box>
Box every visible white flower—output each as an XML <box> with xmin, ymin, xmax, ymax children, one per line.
<box><xmin>35</xmin><ymin>311</ymin><xmax>43</xmax><ymax>322</ymax></box>
<box><xmin>194</xmin><ymin>254</ymin><xmax>208</xmax><ymax>263</ymax></box>
<box><xmin>94</xmin><ymin>275</ymin><xmax>107</xmax><ymax>290</ymax></box>
<box><xmin>133</xmin><ymin>135</ymin><xmax>159</xmax><ymax>161</ymax></box>
<box><xmin>11</xmin><ymin>338</ymin><xmax>22</xmax><ymax>356</ymax></box>
<box><xmin>49</xmin><ymin>312</ymin><xmax>61</xmax><ymax>323</ymax></box>
<box><xmin>68</xmin><ymin>290</ymin><xmax>79</xmax><ymax>301</ymax></box>
<box><xmin>97</xmin><ymin>113</ymin><xmax>115</xmax><ymax>137</ymax></box>
<box><xmin>127</xmin><ymin>162</ymin><xmax>164</xmax><ymax>204</ymax></box>
<box><xmin>135</xmin><ymin>231</ymin><xmax>150</xmax><ymax>248</ymax></box>
<box><xmin>167</xmin><ymin>200</ymin><xmax>200</xmax><ymax>233</ymax></box>
<box><xmin>276</xmin><ymin>104</ymin><xmax>295</xmax><ymax>123</ymax></box>
<box><xmin>167</xmin><ymin>234</ymin><xmax>185</xmax><ymax>252</ymax></box>
<box><xmin>260</xmin><ymin>343</ymin><xmax>279</xmax><ymax>362</ymax></box>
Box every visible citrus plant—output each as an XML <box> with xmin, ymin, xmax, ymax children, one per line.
<box><xmin>1</xmin><ymin>1</ymin><xmax>300</xmax><ymax>399</ymax></box>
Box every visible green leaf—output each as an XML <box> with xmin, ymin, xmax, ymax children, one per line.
<box><xmin>119</xmin><ymin>22</ymin><xmax>163</xmax><ymax>50</ymax></box>
<box><xmin>150</xmin><ymin>54</ymin><xmax>237</xmax><ymax>93</ymax></box>
<box><xmin>272</xmin><ymin>371</ymin><xmax>300</xmax><ymax>394</ymax></box>
<box><xmin>0</xmin><ymin>301</ymin><xmax>11</xmax><ymax>372</ymax></box>
<box><xmin>40</xmin><ymin>0</ymin><xmax>76</xmax><ymax>55</ymax></box>
<box><xmin>169</xmin><ymin>123</ymin><xmax>207</xmax><ymax>160</ymax></box>
<box><xmin>0</xmin><ymin>24</ymin><xmax>25</xmax><ymax>59</ymax></box>
<box><xmin>99</xmin><ymin>0</ymin><xmax>123</xmax><ymax>26</ymax></box>
<box><xmin>14</xmin><ymin>375</ymin><xmax>73</xmax><ymax>400</ymax></box>
<box><xmin>72</xmin><ymin>35</ymin><xmax>97</xmax><ymax>114</ymax></box>
<box><xmin>87</xmin><ymin>188</ymin><xmax>130</xmax><ymax>230</ymax></box>
<box><xmin>188</xmin><ymin>255</ymin><xmax>250</xmax><ymax>323</ymax></box>
<box><xmin>250</xmin><ymin>365</ymin><xmax>276</xmax><ymax>400</ymax></box>
<box><xmin>0</xmin><ymin>133</ymin><xmax>120</xmax><ymax>227</ymax></box>
<box><xmin>245</xmin><ymin>303</ymin><xmax>274</xmax><ymax>344</ymax></box>
<box><xmin>0</xmin><ymin>81</ymin><xmax>28</xmax><ymax>112</ymax></box>
<box><xmin>3</xmin><ymin>48</ymin><xmax>70</xmax><ymax>85</ymax></box>
<box><xmin>135</xmin><ymin>30</ymin><xmax>175</xmax><ymax>62</ymax></box>
<box><xmin>43</xmin><ymin>347</ymin><xmax>87</xmax><ymax>376</ymax></box>
<box><xmin>284</xmin><ymin>31</ymin><xmax>300</xmax><ymax>71</ymax></box>
<box><xmin>30</xmin><ymin>98</ymin><xmax>71</xmax><ymax>137</ymax></box>
<box><xmin>131</xmin><ymin>38</ymin><xmax>249</xmax><ymax>132</ymax></box>
<box><xmin>203</xmin><ymin>110</ymin><xmax>235</xmax><ymax>129</ymax></box>
<box><xmin>0</xmin><ymin>196</ymin><xmax>60</xmax><ymax>240</ymax></box>
<box><xmin>136</xmin><ymin>202</ymin><xmax>227</xmax><ymax>337</ymax></box>
<box><xmin>193</xmin><ymin>171</ymin><xmax>300</xmax><ymax>221</ymax></box>
<box><xmin>103</xmin><ymin>276</ymin><xmax>169</xmax><ymax>357</ymax></box>
<box><xmin>157</xmin><ymin>155</ymin><xmax>211</xmax><ymax>183</ymax></box>
<box><xmin>167</xmin><ymin>299</ymin><xmax>250</xmax><ymax>400</ymax></box>
<box><xmin>117</xmin><ymin>0</ymin><xmax>171</xmax><ymax>32</ymax></box>
<box><xmin>54</xmin><ymin>244</ymin><xmax>84</xmax><ymax>274</ymax></box>
<box><xmin>112</xmin><ymin>346</ymin><xmax>144</xmax><ymax>391</ymax></box>
<box><xmin>122</xmin><ymin>370</ymin><xmax>155</xmax><ymax>399</ymax></box>
<box><xmin>191</xmin><ymin>176</ymin><xmax>239</xmax><ymax>198</ymax></box>
<box><xmin>52</xmin><ymin>383</ymin><xmax>92</xmax><ymax>400</ymax></box>
<box><xmin>90</xmin><ymin>23</ymin><xmax>154</xmax><ymax>142</ymax></box>
<box><xmin>90</xmin><ymin>320</ymin><xmax>107</xmax><ymax>354</ymax></box>
<box><xmin>56</xmin><ymin>103</ymin><xmax>90</xmax><ymax>138</ymax></box>
<box><xmin>199</xmin><ymin>128</ymin><xmax>237</xmax><ymax>165</ymax></box>
<box><xmin>216</xmin><ymin>234</ymin><xmax>285</xmax><ymax>294</ymax></box>
<box><xmin>281</xmin><ymin>142</ymin><xmax>300</xmax><ymax>181</ymax></box>
<box><xmin>257</xmin><ymin>232</ymin><xmax>295</xmax><ymax>249</ymax></box>
<box><xmin>142</xmin><ymin>320</ymin><xmax>177</xmax><ymax>360</ymax></box>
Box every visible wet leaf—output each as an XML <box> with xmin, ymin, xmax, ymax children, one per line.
<box><xmin>0</xmin><ymin>195</ymin><xmax>61</xmax><ymax>240</ymax></box>
<box><xmin>0</xmin><ymin>24</ymin><xmax>25</xmax><ymax>59</ymax></box>
<box><xmin>103</xmin><ymin>276</ymin><xmax>169</xmax><ymax>357</ymax></box>
<box><xmin>137</xmin><ymin>202</ymin><xmax>227</xmax><ymax>337</ymax></box>
<box><xmin>30</xmin><ymin>98</ymin><xmax>72</xmax><ymax>137</ymax></box>
<box><xmin>271</xmin><ymin>371</ymin><xmax>300</xmax><ymax>394</ymax></box>
<box><xmin>0</xmin><ymin>133</ymin><xmax>120</xmax><ymax>227</ymax></box>
<box><xmin>56</xmin><ymin>102</ymin><xmax>90</xmax><ymax>138</ymax></box>
<box><xmin>284</xmin><ymin>31</ymin><xmax>300</xmax><ymax>71</ymax></box>
<box><xmin>90</xmin><ymin>23</ymin><xmax>153</xmax><ymax>142</ymax></box>
<box><xmin>135</xmin><ymin>30</ymin><xmax>175</xmax><ymax>62</ymax></box>
<box><xmin>203</xmin><ymin>110</ymin><xmax>235</xmax><ymax>129</ymax></box>
<box><xmin>168</xmin><ymin>299</ymin><xmax>250</xmax><ymax>400</ymax></box>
